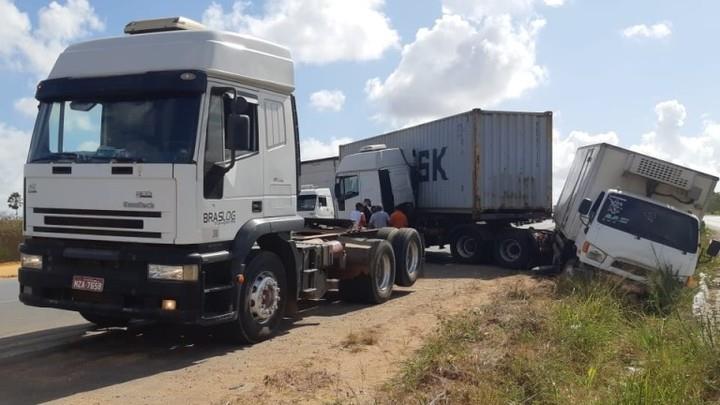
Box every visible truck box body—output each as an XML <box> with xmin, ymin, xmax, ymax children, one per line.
<box><xmin>554</xmin><ymin>143</ymin><xmax>719</xmax><ymax>242</ymax></box>
<box><xmin>338</xmin><ymin>109</ymin><xmax>553</xmax><ymax>219</ymax></box>
<box><xmin>299</xmin><ymin>157</ymin><xmax>339</xmax><ymax>191</ymax></box>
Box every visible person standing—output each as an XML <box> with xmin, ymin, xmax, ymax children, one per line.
<box><xmin>389</xmin><ymin>204</ymin><xmax>409</xmax><ymax>228</ymax></box>
<box><xmin>362</xmin><ymin>198</ymin><xmax>373</xmax><ymax>226</ymax></box>
<box><xmin>350</xmin><ymin>202</ymin><xmax>367</xmax><ymax>229</ymax></box>
<box><xmin>368</xmin><ymin>205</ymin><xmax>390</xmax><ymax>228</ymax></box>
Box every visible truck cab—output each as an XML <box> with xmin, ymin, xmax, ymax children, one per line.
<box><xmin>17</xmin><ymin>17</ymin><xmax>423</xmax><ymax>343</ymax></box>
<box><xmin>334</xmin><ymin>145</ymin><xmax>414</xmax><ymax>219</ymax></box>
<box><xmin>575</xmin><ymin>190</ymin><xmax>700</xmax><ymax>282</ymax></box>
<box><xmin>297</xmin><ymin>186</ymin><xmax>335</xmax><ymax>219</ymax></box>
<box><xmin>19</xmin><ymin>17</ymin><xmax>303</xmax><ymax>338</ymax></box>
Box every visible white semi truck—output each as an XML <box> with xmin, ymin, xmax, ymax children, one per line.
<box><xmin>336</xmin><ymin>110</ymin><xmax>554</xmax><ymax>269</ymax></box>
<box><xmin>553</xmin><ymin>143</ymin><xmax>719</xmax><ymax>283</ymax></box>
<box><xmin>297</xmin><ymin>186</ymin><xmax>335</xmax><ymax>219</ymax></box>
<box><xmin>17</xmin><ymin>17</ymin><xmax>423</xmax><ymax>343</ymax></box>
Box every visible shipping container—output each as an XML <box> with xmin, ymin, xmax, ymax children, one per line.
<box><xmin>339</xmin><ymin>109</ymin><xmax>553</xmax><ymax>217</ymax></box>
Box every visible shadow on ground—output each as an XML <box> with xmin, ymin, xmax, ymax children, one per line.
<box><xmin>0</xmin><ymin>249</ymin><xmax>522</xmax><ymax>403</ymax></box>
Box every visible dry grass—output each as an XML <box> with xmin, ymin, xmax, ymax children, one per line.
<box><xmin>0</xmin><ymin>261</ymin><xmax>19</xmax><ymax>278</ymax></box>
<box><xmin>341</xmin><ymin>328</ymin><xmax>379</xmax><ymax>352</ymax></box>
<box><xmin>382</xmin><ymin>231</ymin><xmax>720</xmax><ymax>404</ymax></box>
<box><xmin>263</xmin><ymin>367</ymin><xmax>337</xmax><ymax>394</ymax></box>
<box><xmin>0</xmin><ymin>218</ymin><xmax>22</xmax><ymax>262</ymax></box>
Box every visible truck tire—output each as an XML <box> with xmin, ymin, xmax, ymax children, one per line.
<box><xmin>227</xmin><ymin>251</ymin><xmax>286</xmax><ymax>344</ymax></box>
<box><xmin>493</xmin><ymin>231</ymin><xmax>531</xmax><ymax>269</ymax></box>
<box><xmin>80</xmin><ymin>312</ymin><xmax>130</xmax><ymax>328</ymax></box>
<box><xmin>392</xmin><ymin>228</ymin><xmax>424</xmax><ymax>287</ymax></box>
<box><xmin>375</xmin><ymin>227</ymin><xmax>398</xmax><ymax>241</ymax></box>
<box><xmin>450</xmin><ymin>227</ymin><xmax>485</xmax><ymax>263</ymax></box>
<box><xmin>339</xmin><ymin>240</ymin><xmax>396</xmax><ymax>304</ymax></box>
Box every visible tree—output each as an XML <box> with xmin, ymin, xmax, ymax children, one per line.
<box><xmin>7</xmin><ymin>192</ymin><xmax>22</xmax><ymax>218</ymax></box>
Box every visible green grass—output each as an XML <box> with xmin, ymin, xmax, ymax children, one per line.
<box><xmin>0</xmin><ymin>218</ymin><xmax>22</xmax><ymax>262</ymax></box>
<box><xmin>381</xmin><ymin>229</ymin><xmax>720</xmax><ymax>404</ymax></box>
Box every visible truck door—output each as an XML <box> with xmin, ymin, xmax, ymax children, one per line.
<box><xmin>201</xmin><ymin>85</ymin><xmax>263</xmax><ymax>241</ymax></box>
<box><xmin>260</xmin><ymin>93</ymin><xmax>295</xmax><ymax>217</ymax></box>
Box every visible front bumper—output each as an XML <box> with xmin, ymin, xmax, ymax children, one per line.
<box><xmin>18</xmin><ymin>238</ymin><xmax>237</xmax><ymax>325</ymax></box>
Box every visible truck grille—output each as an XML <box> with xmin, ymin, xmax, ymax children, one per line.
<box><xmin>611</xmin><ymin>260</ymin><xmax>649</xmax><ymax>277</ymax></box>
<box><xmin>32</xmin><ymin>207</ymin><xmax>162</xmax><ymax>239</ymax></box>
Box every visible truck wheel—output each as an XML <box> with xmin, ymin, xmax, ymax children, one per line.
<box><xmin>339</xmin><ymin>240</ymin><xmax>396</xmax><ymax>304</ymax></box>
<box><xmin>375</xmin><ymin>227</ymin><xmax>398</xmax><ymax>241</ymax></box>
<box><xmin>80</xmin><ymin>312</ymin><xmax>130</xmax><ymax>328</ymax></box>
<box><xmin>494</xmin><ymin>231</ymin><xmax>530</xmax><ymax>269</ymax></box>
<box><xmin>450</xmin><ymin>227</ymin><xmax>484</xmax><ymax>263</ymax></box>
<box><xmin>392</xmin><ymin>228</ymin><xmax>424</xmax><ymax>287</ymax></box>
<box><xmin>228</xmin><ymin>251</ymin><xmax>286</xmax><ymax>344</ymax></box>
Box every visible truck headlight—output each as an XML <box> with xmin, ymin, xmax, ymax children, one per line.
<box><xmin>147</xmin><ymin>264</ymin><xmax>199</xmax><ymax>281</ymax></box>
<box><xmin>21</xmin><ymin>253</ymin><xmax>43</xmax><ymax>270</ymax></box>
<box><xmin>582</xmin><ymin>242</ymin><xmax>607</xmax><ymax>263</ymax></box>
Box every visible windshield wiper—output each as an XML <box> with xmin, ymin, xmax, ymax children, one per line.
<box><xmin>88</xmin><ymin>155</ymin><xmax>145</xmax><ymax>163</ymax></box>
<box><xmin>110</xmin><ymin>156</ymin><xmax>144</xmax><ymax>163</ymax></box>
<box><xmin>30</xmin><ymin>152</ymin><xmax>79</xmax><ymax>163</ymax></box>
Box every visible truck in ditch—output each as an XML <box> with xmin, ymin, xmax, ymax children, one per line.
<box><xmin>552</xmin><ymin>143</ymin><xmax>719</xmax><ymax>284</ymax></box>
<box><xmin>336</xmin><ymin>109</ymin><xmax>554</xmax><ymax>269</ymax></box>
<box><xmin>17</xmin><ymin>17</ymin><xmax>423</xmax><ymax>343</ymax></box>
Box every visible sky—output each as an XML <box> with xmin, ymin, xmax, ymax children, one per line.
<box><xmin>0</xmin><ymin>0</ymin><xmax>719</xmax><ymax>212</ymax></box>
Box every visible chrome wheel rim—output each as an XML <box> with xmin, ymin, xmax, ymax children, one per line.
<box><xmin>406</xmin><ymin>240</ymin><xmax>420</xmax><ymax>278</ymax></box>
<box><xmin>375</xmin><ymin>253</ymin><xmax>393</xmax><ymax>294</ymax></box>
<box><xmin>249</xmin><ymin>271</ymin><xmax>280</xmax><ymax>324</ymax></box>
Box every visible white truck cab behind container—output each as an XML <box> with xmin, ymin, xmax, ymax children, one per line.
<box><xmin>297</xmin><ymin>186</ymin><xmax>335</xmax><ymax>219</ymax></box>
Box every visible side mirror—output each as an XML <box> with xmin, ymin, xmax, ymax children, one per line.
<box><xmin>334</xmin><ymin>183</ymin><xmax>343</xmax><ymax>201</ymax></box>
<box><xmin>226</xmin><ymin>114</ymin><xmax>250</xmax><ymax>152</ymax></box>
<box><xmin>578</xmin><ymin>198</ymin><xmax>592</xmax><ymax>216</ymax></box>
<box><xmin>707</xmin><ymin>239</ymin><xmax>720</xmax><ymax>257</ymax></box>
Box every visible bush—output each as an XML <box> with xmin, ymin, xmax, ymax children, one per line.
<box><xmin>0</xmin><ymin>218</ymin><xmax>22</xmax><ymax>262</ymax></box>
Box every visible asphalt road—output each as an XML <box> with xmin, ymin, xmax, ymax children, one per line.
<box><xmin>705</xmin><ymin>215</ymin><xmax>720</xmax><ymax>234</ymax></box>
<box><xmin>0</xmin><ymin>278</ymin><xmax>85</xmax><ymax>339</ymax></box>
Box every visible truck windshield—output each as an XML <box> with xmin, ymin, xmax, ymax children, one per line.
<box><xmin>597</xmin><ymin>193</ymin><xmax>698</xmax><ymax>253</ymax></box>
<box><xmin>28</xmin><ymin>96</ymin><xmax>200</xmax><ymax>164</ymax></box>
<box><xmin>297</xmin><ymin>195</ymin><xmax>317</xmax><ymax>211</ymax></box>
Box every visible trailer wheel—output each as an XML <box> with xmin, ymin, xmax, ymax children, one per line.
<box><xmin>227</xmin><ymin>251</ymin><xmax>286</xmax><ymax>344</ymax></box>
<box><xmin>493</xmin><ymin>231</ymin><xmax>531</xmax><ymax>269</ymax></box>
<box><xmin>80</xmin><ymin>312</ymin><xmax>130</xmax><ymax>328</ymax></box>
<box><xmin>339</xmin><ymin>240</ymin><xmax>396</xmax><ymax>304</ymax></box>
<box><xmin>450</xmin><ymin>227</ymin><xmax>485</xmax><ymax>263</ymax></box>
<box><xmin>392</xmin><ymin>228</ymin><xmax>424</xmax><ymax>287</ymax></box>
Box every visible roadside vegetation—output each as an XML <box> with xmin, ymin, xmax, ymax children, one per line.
<box><xmin>381</xmin><ymin>228</ymin><xmax>720</xmax><ymax>404</ymax></box>
<box><xmin>0</xmin><ymin>218</ymin><xmax>22</xmax><ymax>262</ymax></box>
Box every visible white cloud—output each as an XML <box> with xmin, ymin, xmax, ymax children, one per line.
<box><xmin>366</xmin><ymin>2</ymin><xmax>547</xmax><ymax>126</ymax></box>
<box><xmin>300</xmin><ymin>137</ymin><xmax>353</xmax><ymax>161</ymax></box>
<box><xmin>553</xmin><ymin>129</ymin><xmax>619</xmax><ymax>199</ymax></box>
<box><xmin>0</xmin><ymin>0</ymin><xmax>104</xmax><ymax>77</ymax></box>
<box><xmin>309</xmin><ymin>90</ymin><xmax>346</xmax><ymax>112</ymax></box>
<box><xmin>629</xmin><ymin>100</ymin><xmax>720</xmax><ymax>181</ymax></box>
<box><xmin>622</xmin><ymin>22</ymin><xmax>672</xmax><ymax>39</ymax></box>
<box><xmin>13</xmin><ymin>97</ymin><xmax>37</xmax><ymax>118</ymax></box>
<box><xmin>202</xmin><ymin>0</ymin><xmax>399</xmax><ymax>64</ymax></box>
<box><xmin>544</xmin><ymin>0</ymin><xmax>564</xmax><ymax>6</ymax></box>
<box><xmin>0</xmin><ymin>123</ymin><xmax>30</xmax><ymax>211</ymax></box>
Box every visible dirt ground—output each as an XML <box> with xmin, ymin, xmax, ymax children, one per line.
<box><xmin>0</xmin><ymin>251</ymin><xmax>545</xmax><ymax>404</ymax></box>
<box><xmin>0</xmin><ymin>261</ymin><xmax>19</xmax><ymax>278</ymax></box>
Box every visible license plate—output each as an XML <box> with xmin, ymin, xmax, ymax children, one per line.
<box><xmin>72</xmin><ymin>276</ymin><xmax>104</xmax><ymax>293</ymax></box>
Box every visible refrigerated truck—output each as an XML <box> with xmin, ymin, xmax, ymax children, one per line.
<box><xmin>553</xmin><ymin>143</ymin><xmax>719</xmax><ymax>283</ymax></box>
<box><xmin>336</xmin><ymin>109</ymin><xmax>553</xmax><ymax>269</ymax></box>
<box><xmin>17</xmin><ymin>17</ymin><xmax>423</xmax><ymax>343</ymax></box>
